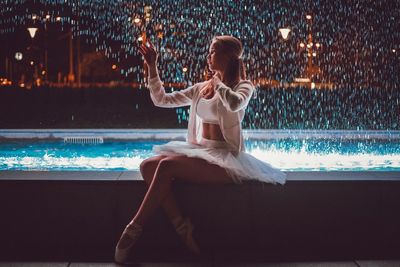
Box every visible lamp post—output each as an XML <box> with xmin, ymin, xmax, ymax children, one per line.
<box><xmin>27</xmin><ymin>14</ymin><xmax>58</xmax><ymax>85</ymax></box>
<box><xmin>302</xmin><ymin>14</ymin><xmax>321</xmax><ymax>81</ymax></box>
<box><xmin>278</xmin><ymin>14</ymin><xmax>322</xmax><ymax>88</ymax></box>
<box><xmin>27</xmin><ymin>25</ymin><xmax>39</xmax><ymax>88</ymax></box>
<box><xmin>134</xmin><ymin>5</ymin><xmax>152</xmax><ymax>84</ymax></box>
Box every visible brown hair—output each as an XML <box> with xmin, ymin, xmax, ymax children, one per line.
<box><xmin>212</xmin><ymin>35</ymin><xmax>247</xmax><ymax>88</ymax></box>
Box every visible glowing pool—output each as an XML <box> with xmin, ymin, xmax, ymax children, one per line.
<box><xmin>1</xmin><ymin>129</ymin><xmax>399</xmax><ymax>172</ymax></box>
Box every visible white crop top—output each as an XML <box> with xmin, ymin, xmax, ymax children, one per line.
<box><xmin>196</xmin><ymin>93</ymin><xmax>219</xmax><ymax>124</ymax></box>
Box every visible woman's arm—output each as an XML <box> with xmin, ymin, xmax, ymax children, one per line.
<box><xmin>140</xmin><ymin>40</ymin><xmax>196</xmax><ymax>108</ymax></box>
<box><xmin>213</xmin><ymin>76</ymin><xmax>255</xmax><ymax>112</ymax></box>
<box><xmin>147</xmin><ymin>67</ymin><xmax>196</xmax><ymax>108</ymax></box>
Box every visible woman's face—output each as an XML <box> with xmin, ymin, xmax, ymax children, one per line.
<box><xmin>207</xmin><ymin>41</ymin><xmax>226</xmax><ymax>72</ymax></box>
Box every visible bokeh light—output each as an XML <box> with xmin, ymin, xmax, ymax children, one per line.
<box><xmin>0</xmin><ymin>0</ymin><xmax>399</xmax><ymax>130</ymax></box>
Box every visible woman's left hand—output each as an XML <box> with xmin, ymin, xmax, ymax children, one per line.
<box><xmin>199</xmin><ymin>80</ymin><xmax>214</xmax><ymax>98</ymax></box>
<box><xmin>200</xmin><ymin>73</ymin><xmax>221</xmax><ymax>98</ymax></box>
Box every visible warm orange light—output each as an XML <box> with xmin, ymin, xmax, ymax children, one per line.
<box><xmin>112</xmin><ymin>64</ymin><xmax>117</xmax><ymax>70</ymax></box>
<box><xmin>306</xmin><ymin>14</ymin><xmax>312</xmax><ymax>20</ymax></box>
<box><xmin>299</xmin><ymin>42</ymin><xmax>305</xmax><ymax>48</ymax></box>
<box><xmin>41</xmin><ymin>70</ymin><xmax>46</xmax><ymax>75</ymax></box>
<box><xmin>134</xmin><ymin>18</ymin><xmax>141</xmax><ymax>24</ymax></box>
<box><xmin>56</xmin><ymin>16</ymin><xmax>61</xmax><ymax>21</ymax></box>
<box><xmin>183</xmin><ymin>67</ymin><xmax>188</xmax><ymax>73</ymax></box>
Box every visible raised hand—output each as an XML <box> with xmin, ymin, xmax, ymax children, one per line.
<box><xmin>138</xmin><ymin>39</ymin><xmax>158</xmax><ymax>67</ymax></box>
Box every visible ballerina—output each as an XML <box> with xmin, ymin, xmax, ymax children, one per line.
<box><xmin>114</xmin><ymin>35</ymin><xmax>286</xmax><ymax>264</ymax></box>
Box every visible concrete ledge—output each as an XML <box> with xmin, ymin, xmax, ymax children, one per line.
<box><xmin>1</xmin><ymin>170</ymin><xmax>399</xmax><ymax>181</ymax></box>
<box><xmin>1</xmin><ymin>129</ymin><xmax>400</xmax><ymax>140</ymax></box>
<box><xmin>0</xmin><ymin>171</ymin><xmax>399</xmax><ymax>263</ymax></box>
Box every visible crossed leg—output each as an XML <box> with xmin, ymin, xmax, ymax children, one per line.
<box><xmin>133</xmin><ymin>154</ymin><xmax>234</xmax><ymax>226</ymax></box>
<box><xmin>139</xmin><ymin>155</ymin><xmax>184</xmax><ymax>224</ymax></box>
<box><xmin>117</xmin><ymin>154</ymin><xmax>234</xmax><ymax>249</ymax></box>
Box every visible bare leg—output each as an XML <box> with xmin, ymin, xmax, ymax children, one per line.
<box><xmin>139</xmin><ymin>155</ymin><xmax>184</xmax><ymax>225</ymax></box>
<box><xmin>116</xmin><ymin>155</ymin><xmax>185</xmax><ymax>249</ymax></box>
<box><xmin>132</xmin><ymin>155</ymin><xmax>233</xmax><ymax>226</ymax></box>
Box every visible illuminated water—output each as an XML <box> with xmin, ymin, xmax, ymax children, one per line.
<box><xmin>1</xmin><ymin>138</ymin><xmax>399</xmax><ymax>171</ymax></box>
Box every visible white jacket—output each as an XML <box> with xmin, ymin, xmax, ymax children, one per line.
<box><xmin>147</xmin><ymin>74</ymin><xmax>255</xmax><ymax>154</ymax></box>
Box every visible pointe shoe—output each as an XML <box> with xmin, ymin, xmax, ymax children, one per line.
<box><xmin>175</xmin><ymin>217</ymin><xmax>201</xmax><ymax>255</ymax></box>
<box><xmin>114</xmin><ymin>221</ymin><xmax>143</xmax><ymax>264</ymax></box>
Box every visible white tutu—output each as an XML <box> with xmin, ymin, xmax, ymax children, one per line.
<box><xmin>152</xmin><ymin>137</ymin><xmax>286</xmax><ymax>185</ymax></box>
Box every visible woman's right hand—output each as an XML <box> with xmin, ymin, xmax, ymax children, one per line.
<box><xmin>138</xmin><ymin>40</ymin><xmax>158</xmax><ymax>67</ymax></box>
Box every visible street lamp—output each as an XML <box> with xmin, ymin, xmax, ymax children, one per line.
<box><xmin>134</xmin><ymin>6</ymin><xmax>153</xmax><ymax>83</ymax></box>
<box><xmin>303</xmin><ymin>14</ymin><xmax>320</xmax><ymax>80</ymax></box>
<box><xmin>279</xmin><ymin>28</ymin><xmax>291</xmax><ymax>40</ymax></box>
<box><xmin>15</xmin><ymin>52</ymin><xmax>23</xmax><ymax>61</ymax></box>
<box><xmin>27</xmin><ymin>25</ymin><xmax>40</xmax><ymax>88</ymax></box>
<box><xmin>278</xmin><ymin>13</ymin><xmax>322</xmax><ymax>88</ymax></box>
<box><xmin>27</xmin><ymin>27</ymin><xmax>38</xmax><ymax>38</ymax></box>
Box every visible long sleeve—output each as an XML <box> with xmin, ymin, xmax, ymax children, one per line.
<box><xmin>214</xmin><ymin>77</ymin><xmax>255</xmax><ymax>112</ymax></box>
<box><xmin>147</xmin><ymin>75</ymin><xmax>197</xmax><ymax>108</ymax></box>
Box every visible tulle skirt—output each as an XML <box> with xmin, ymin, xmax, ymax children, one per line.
<box><xmin>152</xmin><ymin>137</ymin><xmax>286</xmax><ymax>185</ymax></box>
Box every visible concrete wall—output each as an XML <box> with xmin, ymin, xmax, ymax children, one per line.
<box><xmin>0</xmin><ymin>178</ymin><xmax>399</xmax><ymax>263</ymax></box>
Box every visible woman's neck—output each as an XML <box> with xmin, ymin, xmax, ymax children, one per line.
<box><xmin>216</xmin><ymin>71</ymin><xmax>225</xmax><ymax>83</ymax></box>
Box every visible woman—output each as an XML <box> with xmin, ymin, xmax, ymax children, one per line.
<box><xmin>115</xmin><ymin>35</ymin><xmax>286</xmax><ymax>263</ymax></box>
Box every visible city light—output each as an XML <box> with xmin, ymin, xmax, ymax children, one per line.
<box><xmin>295</xmin><ymin>78</ymin><xmax>311</xmax><ymax>83</ymax></box>
<box><xmin>15</xmin><ymin>52</ymin><xmax>23</xmax><ymax>61</ymax></box>
<box><xmin>0</xmin><ymin>0</ymin><xmax>398</xmax><ymax>137</ymax></box>
<box><xmin>0</xmin><ymin>1</ymin><xmax>397</xmax><ymax>90</ymax></box>
<box><xmin>27</xmin><ymin>27</ymin><xmax>38</xmax><ymax>38</ymax></box>
<box><xmin>279</xmin><ymin>28</ymin><xmax>291</xmax><ymax>40</ymax></box>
